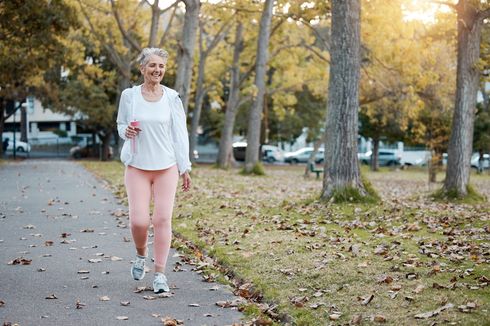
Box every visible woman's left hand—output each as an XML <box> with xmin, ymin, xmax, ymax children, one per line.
<box><xmin>181</xmin><ymin>172</ymin><xmax>191</xmax><ymax>192</ymax></box>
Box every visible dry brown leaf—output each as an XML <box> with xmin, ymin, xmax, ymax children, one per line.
<box><xmin>8</xmin><ymin>257</ymin><xmax>32</xmax><ymax>265</ymax></box>
<box><xmin>75</xmin><ymin>300</ymin><xmax>86</xmax><ymax>309</ymax></box>
<box><xmin>373</xmin><ymin>315</ymin><xmax>386</xmax><ymax>323</ymax></box>
<box><xmin>414</xmin><ymin>303</ymin><xmax>454</xmax><ymax>319</ymax></box>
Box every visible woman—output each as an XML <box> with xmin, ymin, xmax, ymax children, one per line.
<box><xmin>116</xmin><ymin>48</ymin><xmax>191</xmax><ymax>293</ymax></box>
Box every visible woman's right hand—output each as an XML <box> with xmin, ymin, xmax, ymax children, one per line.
<box><xmin>125</xmin><ymin>125</ymin><xmax>141</xmax><ymax>139</ymax></box>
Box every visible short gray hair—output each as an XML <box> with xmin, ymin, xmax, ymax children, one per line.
<box><xmin>137</xmin><ymin>48</ymin><xmax>169</xmax><ymax>66</ymax></box>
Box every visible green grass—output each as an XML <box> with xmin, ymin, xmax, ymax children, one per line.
<box><xmin>432</xmin><ymin>184</ymin><xmax>487</xmax><ymax>204</ymax></box>
<box><xmin>81</xmin><ymin>161</ymin><xmax>490</xmax><ymax>325</ymax></box>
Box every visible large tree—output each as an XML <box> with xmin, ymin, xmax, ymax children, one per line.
<box><xmin>0</xmin><ymin>0</ymin><xmax>77</xmax><ymax>155</ymax></box>
<box><xmin>443</xmin><ymin>0</ymin><xmax>490</xmax><ymax>197</ymax></box>
<box><xmin>321</xmin><ymin>0</ymin><xmax>366</xmax><ymax>200</ymax></box>
<box><xmin>244</xmin><ymin>0</ymin><xmax>274</xmax><ymax>173</ymax></box>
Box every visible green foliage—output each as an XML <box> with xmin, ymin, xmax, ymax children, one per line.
<box><xmin>432</xmin><ymin>184</ymin><xmax>487</xmax><ymax>204</ymax></box>
<box><xmin>0</xmin><ymin>0</ymin><xmax>78</xmax><ymax>100</ymax></box>
<box><xmin>52</xmin><ymin>130</ymin><xmax>68</xmax><ymax>138</ymax></box>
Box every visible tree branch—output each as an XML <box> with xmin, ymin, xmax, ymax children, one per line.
<box><xmin>159</xmin><ymin>3</ymin><xmax>178</xmax><ymax>47</ymax></box>
<box><xmin>478</xmin><ymin>8</ymin><xmax>490</xmax><ymax>20</ymax></box>
<box><xmin>110</xmin><ymin>0</ymin><xmax>142</xmax><ymax>53</ymax></box>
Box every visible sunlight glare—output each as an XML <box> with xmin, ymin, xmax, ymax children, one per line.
<box><xmin>402</xmin><ymin>0</ymin><xmax>454</xmax><ymax>24</ymax></box>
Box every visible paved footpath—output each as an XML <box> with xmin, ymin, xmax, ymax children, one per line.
<box><xmin>0</xmin><ymin>160</ymin><xmax>244</xmax><ymax>326</ymax></box>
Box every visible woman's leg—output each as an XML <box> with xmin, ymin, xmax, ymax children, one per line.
<box><xmin>125</xmin><ymin>166</ymin><xmax>152</xmax><ymax>256</ymax></box>
<box><xmin>151</xmin><ymin>165</ymin><xmax>179</xmax><ymax>272</ymax></box>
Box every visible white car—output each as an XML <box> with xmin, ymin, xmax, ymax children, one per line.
<box><xmin>3</xmin><ymin>138</ymin><xmax>31</xmax><ymax>153</ymax></box>
<box><xmin>284</xmin><ymin>147</ymin><xmax>325</xmax><ymax>164</ymax></box>
<box><xmin>262</xmin><ymin>145</ymin><xmax>284</xmax><ymax>163</ymax></box>
<box><xmin>471</xmin><ymin>153</ymin><xmax>489</xmax><ymax>170</ymax></box>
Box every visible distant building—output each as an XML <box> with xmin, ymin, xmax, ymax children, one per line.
<box><xmin>3</xmin><ymin>96</ymin><xmax>84</xmax><ymax>142</ymax></box>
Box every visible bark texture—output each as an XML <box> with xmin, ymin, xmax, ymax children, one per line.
<box><xmin>321</xmin><ymin>0</ymin><xmax>365</xmax><ymax>199</ymax></box>
<box><xmin>244</xmin><ymin>0</ymin><xmax>273</xmax><ymax>173</ymax></box>
<box><xmin>444</xmin><ymin>1</ymin><xmax>487</xmax><ymax>196</ymax></box>
<box><xmin>174</xmin><ymin>0</ymin><xmax>200</xmax><ymax>115</ymax></box>
<box><xmin>217</xmin><ymin>22</ymin><xmax>244</xmax><ymax>169</ymax></box>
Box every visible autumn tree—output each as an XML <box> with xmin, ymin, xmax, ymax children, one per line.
<box><xmin>321</xmin><ymin>0</ymin><xmax>372</xmax><ymax>201</ymax></box>
<box><xmin>442</xmin><ymin>0</ymin><xmax>490</xmax><ymax>198</ymax></box>
<box><xmin>0</xmin><ymin>0</ymin><xmax>77</xmax><ymax>155</ymax></box>
<box><xmin>244</xmin><ymin>0</ymin><xmax>274</xmax><ymax>174</ymax></box>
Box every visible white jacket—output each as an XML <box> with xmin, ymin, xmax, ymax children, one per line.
<box><xmin>116</xmin><ymin>85</ymin><xmax>191</xmax><ymax>174</ymax></box>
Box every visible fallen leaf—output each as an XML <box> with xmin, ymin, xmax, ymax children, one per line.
<box><xmin>374</xmin><ymin>315</ymin><xmax>386</xmax><ymax>323</ymax></box>
<box><xmin>0</xmin><ymin>299</ymin><xmax>5</xmax><ymax>307</ymax></box>
<box><xmin>8</xmin><ymin>257</ymin><xmax>32</xmax><ymax>265</ymax></box>
<box><xmin>75</xmin><ymin>300</ymin><xmax>86</xmax><ymax>309</ymax></box>
<box><xmin>360</xmin><ymin>294</ymin><xmax>374</xmax><ymax>306</ymax></box>
<box><xmin>329</xmin><ymin>313</ymin><xmax>341</xmax><ymax>320</ymax></box>
<box><xmin>88</xmin><ymin>259</ymin><xmax>102</xmax><ymax>263</ymax></box>
<box><xmin>99</xmin><ymin>296</ymin><xmax>110</xmax><ymax>301</ymax></box>
<box><xmin>23</xmin><ymin>224</ymin><xmax>35</xmax><ymax>229</ymax></box>
<box><xmin>44</xmin><ymin>241</ymin><xmax>54</xmax><ymax>246</ymax></box>
<box><xmin>414</xmin><ymin>303</ymin><xmax>454</xmax><ymax>319</ymax></box>
<box><xmin>77</xmin><ymin>270</ymin><xmax>90</xmax><ymax>274</ymax></box>
<box><xmin>120</xmin><ymin>301</ymin><xmax>130</xmax><ymax>306</ymax></box>
<box><xmin>45</xmin><ymin>294</ymin><xmax>57</xmax><ymax>299</ymax></box>
<box><xmin>351</xmin><ymin>314</ymin><xmax>362</xmax><ymax>325</ymax></box>
<box><xmin>37</xmin><ymin>268</ymin><xmax>46</xmax><ymax>272</ymax></box>
<box><xmin>111</xmin><ymin>256</ymin><xmax>123</xmax><ymax>261</ymax></box>
<box><xmin>413</xmin><ymin>284</ymin><xmax>425</xmax><ymax>294</ymax></box>
<box><xmin>116</xmin><ymin>316</ymin><xmax>128</xmax><ymax>320</ymax></box>
<box><xmin>143</xmin><ymin>295</ymin><xmax>156</xmax><ymax>300</ymax></box>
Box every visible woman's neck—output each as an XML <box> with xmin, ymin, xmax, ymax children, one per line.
<box><xmin>142</xmin><ymin>82</ymin><xmax>161</xmax><ymax>93</ymax></box>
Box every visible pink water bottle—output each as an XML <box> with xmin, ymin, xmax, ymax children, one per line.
<box><xmin>130</xmin><ymin>120</ymin><xmax>140</xmax><ymax>154</ymax></box>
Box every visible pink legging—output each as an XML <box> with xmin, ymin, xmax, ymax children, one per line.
<box><xmin>124</xmin><ymin>164</ymin><xmax>179</xmax><ymax>271</ymax></box>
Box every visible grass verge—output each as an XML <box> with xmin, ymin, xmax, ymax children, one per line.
<box><xmin>82</xmin><ymin>161</ymin><xmax>490</xmax><ymax>325</ymax></box>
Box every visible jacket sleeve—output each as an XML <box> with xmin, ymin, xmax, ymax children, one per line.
<box><xmin>116</xmin><ymin>90</ymin><xmax>131</xmax><ymax>141</ymax></box>
<box><xmin>171</xmin><ymin>95</ymin><xmax>192</xmax><ymax>175</ymax></box>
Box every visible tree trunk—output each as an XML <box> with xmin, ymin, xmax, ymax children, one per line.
<box><xmin>371</xmin><ymin>138</ymin><xmax>379</xmax><ymax>172</ymax></box>
<box><xmin>217</xmin><ymin>22</ymin><xmax>243</xmax><ymax>169</ymax></box>
<box><xmin>244</xmin><ymin>0</ymin><xmax>273</xmax><ymax>173</ymax></box>
<box><xmin>321</xmin><ymin>0</ymin><xmax>365</xmax><ymax>199</ymax></box>
<box><xmin>148</xmin><ymin>0</ymin><xmax>160</xmax><ymax>47</ymax></box>
<box><xmin>174</xmin><ymin>0</ymin><xmax>200</xmax><ymax>115</ymax></box>
<box><xmin>100</xmin><ymin>131</ymin><xmax>112</xmax><ymax>161</ymax></box>
<box><xmin>0</xmin><ymin>98</ymin><xmax>4</xmax><ymax>156</ymax></box>
<box><xmin>189</xmin><ymin>41</ymin><xmax>206</xmax><ymax>163</ymax></box>
<box><xmin>443</xmin><ymin>1</ymin><xmax>485</xmax><ymax>196</ymax></box>
<box><xmin>20</xmin><ymin>105</ymin><xmax>27</xmax><ymax>142</ymax></box>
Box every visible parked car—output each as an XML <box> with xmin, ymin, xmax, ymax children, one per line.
<box><xmin>70</xmin><ymin>143</ymin><xmax>113</xmax><ymax>159</ymax></box>
<box><xmin>471</xmin><ymin>152</ymin><xmax>489</xmax><ymax>170</ymax></box>
<box><xmin>442</xmin><ymin>153</ymin><xmax>489</xmax><ymax>171</ymax></box>
<box><xmin>400</xmin><ymin>150</ymin><xmax>430</xmax><ymax>166</ymax></box>
<box><xmin>232</xmin><ymin>142</ymin><xmax>285</xmax><ymax>163</ymax></box>
<box><xmin>358</xmin><ymin>149</ymin><xmax>401</xmax><ymax>166</ymax></box>
<box><xmin>284</xmin><ymin>147</ymin><xmax>325</xmax><ymax>164</ymax></box>
<box><xmin>262</xmin><ymin>145</ymin><xmax>284</xmax><ymax>163</ymax></box>
<box><xmin>2</xmin><ymin>137</ymin><xmax>31</xmax><ymax>153</ymax></box>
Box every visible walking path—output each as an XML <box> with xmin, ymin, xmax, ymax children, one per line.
<box><xmin>0</xmin><ymin>160</ymin><xmax>244</xmax><ymax>326</ymax></box>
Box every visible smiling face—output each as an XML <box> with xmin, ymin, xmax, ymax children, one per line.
<box><xmin>140</xmin><ymin>54</ymin><xmax>166</xmax><ymax>84</ymax></box>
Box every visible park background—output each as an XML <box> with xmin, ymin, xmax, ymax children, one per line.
<box><xmin>1</xmin><ymin>0</ymin><xmax>490</xmax><ymax>324</ymax></box>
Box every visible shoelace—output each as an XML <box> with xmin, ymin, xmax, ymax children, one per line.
<box><xmin>134</xmin><ymin>258</ymin><xmax>145</xmax><ymax>270</ymax></box>
<box><xmin>155</xmin><ymin>274</ymin><xmax>166</xmax><ymax>283</ymax></box>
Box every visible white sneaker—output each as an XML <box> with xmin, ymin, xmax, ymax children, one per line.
<box><xmin>131</xmin><ymin>256</ymin><xmax>146</xmax><ymax>281</ymax></box>
<box><xmin>153</xmin><ymin>273</ymin><xmax>170</xmax><ymax>293</ymax></box>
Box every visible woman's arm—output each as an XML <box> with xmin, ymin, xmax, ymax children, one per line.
<box><xmin>116</xmin><ymin>90</ymin><xmax>131</xmax><ymax>141</ymax></box>
<box><xmin>171</xmin><ymin>95</ymin><xmax>192</xmax><ymax>175</ymax></box>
